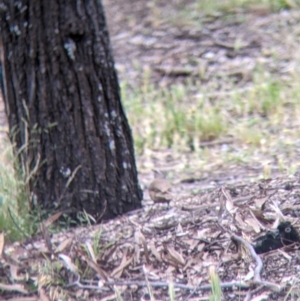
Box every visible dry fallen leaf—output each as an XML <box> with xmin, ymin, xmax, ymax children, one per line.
<box><xmin>37</xmin><ymin>211</ymin><xmax>63</xmax><ymax>234</ymax></box>
<box><xmin>81</xmin><ymin>254</ymin><xmax>109</xmax><ymax>281</ymax></box>
<box><xmin>250</xmin><ymin>293</ymin><xmax>269</xmax><ymax>301</ymax></box>
<box><xmin>38</xmin><ymin>287</ymin><xmax>51</xmax><ymax>301</ymax></box>
<box><xmin>135</xmin><ymin>229</ymin><xmax>150</xmax><ymax>264</ymax></box>
<box><xmin>10</xmin><ymin>264</ymin><xmax>24</xmax><ymax>281</ymax></box>
<box><xmin>245</xmin><ymin>217</ymin><xmax>261</xmax><ymax>233</ymax></box>
<box><xmin>163</xmin><ymin>244</ymin><xmax>185</xmax><ymax>267</ymax></box>
<box><xmin>149</xmin><ymin>242</ymin><xmax>162</xmax><ymax>262</ymax></box>
<box><xmin>235</xmin><ymin>212</ymin><xmax>248</xmax><ymax>230</ymax></box>
<box><xmin>84</xmin><ymin>240</ymin><xmax>97</xmax><ymax>263</ymax></box>
<box><xmin>222</xmin><ymin>187</ymin><xmax>237</xmax><ymax>215</ymax></box>
<box><xmin>110</xmin><ymin>249</ymin><xmax>134</xmax><ymax>278</ymax></box>
<box><xmin>54</xmin><ymin>237</ymin><xmax>73</xmax><ymax>253</ymax></box>
<box><xmin>58</xmin><ymin>254</ymin><xmax>78</xmax><ymax>275</ymax></box>
<box><xmin>0</xmin><ymin>283</ymin><xmax>28</xmax><ymax>294</ymax></box>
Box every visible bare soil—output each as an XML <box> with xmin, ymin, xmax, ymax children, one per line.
<box><xmin>104</xmin><ymin>0</ymin><xmax>300</xmax><ymax>198</ymax></box>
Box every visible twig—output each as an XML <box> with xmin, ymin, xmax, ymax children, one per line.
<box><xmin>68</xmin><ymin>279</ymin><xmax>250</xmax><ymax>291</ymax></box>
<box><xmin>183</xmin><ymin>279</ymin><xmax>203</xmax><ymax>301</ymax></box>
<box><xmin>65</xmin><ymin>165</ymin><xmax>81</xmax><ymax>188</ymax></box>
<box><xmin>56</xmin><ymin>164</ymin><xmax>81</xmax><ymax>207</ymax></box>
<box><xmin>243</xmin><ymin>286</ymin><xmax>264</xmax><ymax>301</ymax></box>
<box><xmin>96</xmin><ymin>199</ymin><xmax>107</xmax><ymax>222</ymax></box>
<box><xmin>231</xmin><ymin>235</ymin><xmax>262</xmax><ymax>282</ymax></box>
<box><xmin>243</xmin><ymin>292</ymin><xmax>252</xmax><ymax>301</ymax></box>
<box><xmin>7</xmin><ymin>206</ymin><xmax>30</xmax><ymax>239</ymax></box>
<box><xmin>231</xmin><ymin>234</ymin><xmax>282</xmax><ymax>292</ymax></box>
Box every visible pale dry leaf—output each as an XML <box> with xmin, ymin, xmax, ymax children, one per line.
<box><xmin>38</xmin><ymin>287</ymin><xmax>51</xmax><ymax>301</ymax></box>
<box><xmin>217</xmin><ymin>193</ymin><xmax>225</xmax><ymax>220</ymax></box>
<box><xmin>15</xmin><ymin>296</ymin><xmax>40</xmax><ymax>301</ymax></box>
<box><xmin>138</xmin><ymin>230</ymin><xmax>150</xmax><ymax>264</ymax></box>
<box><xmin>134</xmin><ymin>230</ymin><xmax>141</xmax><ymax>264</ymax></box>
<box><xmin>250</xmin><ymin>293</ymin><xmax>269</xmax><ymax>301</ymax></box>
<box><xmin>148</xmin><ymin>272</ymin><xmax>162</xmax><ymax>281</ymax></box>
<box><xmin>82</xmin><ymin>255</ymin><xmax>109</xmax><ymax>281</ymax></box>
<box><xmin>208</xmin><ymin>265</ymin><xmax>216</xmax><ymax>277</ymax></box>
<box><xmin>280</xmin><ymin>275</ymin><xmax>295</xmax><ymax>285</ymax></box>
<box><xmin>222</xmin><ymin>187</ymin><xmax>237</xmax><ymax>215</ymax></box>
<box><xmin>214</xmin><ymin>250</ymin><xmax>222</xmax><ymax>260</ymax></box>
<box><xmin>254</xmin><ymin>197</ymin><xmax>268</xmax><ymax>210</ymax></box>
<box><xmin>99</xmin><ymin>293</ymin><xmax>117</xmax><ymax>301</ymax></box>
<box><xmin>278</xmin><ymin>250</ymin><xmax>292</xmax><ymax>262</ymax></box>
<box><xmin>75</xmin><ymin>288</ymin><xmax>84</xmax><ymax>298</ymax></box>
<box><xmin>176</xmin><ymin>223</ymin><xmax>183</xmax><ymax>234</ymax></box>
<box><xmin>272</xmin><ymin>217</ymin><xmax>281</xmax><ymax>230</ymax></box>
<box><xmin>0</xmin><ymin>283</ymin><xmax>28</xmax><ymax>294</ymax></box>
<box><xmin>225</xmin><ymin>199</ymin><xmax>238</xmax><ymax>214</ymax></box>
<box><xmin>164</xmin><ymin>245</ymin><xmax>185</xmax><ymax>266</ymax></box>
<box><xmin>5</xmin><ymin>297</ymin><xmax>38</xmax><ymax>301</ymax></box>
<box><xmin>85</xmin><ymin>241</ymin><xmax>96</xmax><ymax>263</ymax></box>
<box><xmin>54</xmin><ymin>237</ymin><xmax>73</xmax><ymax>253</ymax></box>
<box><xmin>235</xmin><ymin>212</ymin><xmax>248</xmax><ymax>230</ymax></box>
<box><xmin>249</xmin><ymin>208</ymin><xmax>268</xmax><ymax>223</ymax></box>
<box><xmin>221</xmin><ymin>254</ymin><xmax>236</xmax><ymax>263</ymax></box>
<box><xmin>187</xmin><ymin>252</ymin><xmax>204</xmax><ymax>270</ymax></box>
<box><xmin>269</xmin><ymin>202</ymin><xmax>285</xmax><ymax>220</ymax></box>
<box><xmin>197</xmin><ymin>228</ymin><xmax>210</xmax><ymax>239</ymax></box>
<box><xmin>245</xmin><ymin>217</ymin><xmax>261</xmax><ymax>233</ymax></box>
<box><xmin>244</xmin><ymin>266</ymin><xmax>254</xmax><ymax>281</ymax></box>
<box><xmin>249</xmin><ymin>210</ymin><xmax>267</xmax><ymax>230</ymax></box>
<box><xmin>110</xmin><ymin>250</ymin><xmax>134</xmax><ymax>278</ymax></box>
<box><xmin>37</xmin><ymin>211</ymin><xmax>62</xmax><ymax>234</ymax></box>
<box><xmin>10</xmin><ymin>264</ymin><xmax>24</xmax><ymax>281</ymax></box>
<box><xmin>149</xmin><ymin>242</ymin><xmax>162</xmax><ymax>262</ymax></box>
<box><xmin>184</xmin><ymin>238</ymin><xmax>199</xmax><ymax>250</ymax></box>
<box><xmin>58</xmin><ymin>254</ymin><xmax>78</xmax><ymax>275</ymax></box>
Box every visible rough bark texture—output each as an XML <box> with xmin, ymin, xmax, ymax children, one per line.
<box><xmin>0</xmin><ymin>0</ymin><xmax>143</xmax><ymax>221</ymax></box>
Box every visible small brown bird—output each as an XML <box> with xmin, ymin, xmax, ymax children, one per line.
<box><xmin>148</xmin><ymin>178</ymin><xmax>172</xmax><ymax>206</ymax></box>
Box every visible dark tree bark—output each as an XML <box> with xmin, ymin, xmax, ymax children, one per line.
<box><xmin>0</xmin><ymin>0</ymin><xmax>143</xmax><ymax>221</ymax></box>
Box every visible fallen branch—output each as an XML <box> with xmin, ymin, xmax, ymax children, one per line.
<box><xmin>66</xmin><ymin>278</ymin><xmax>250</xmax><ymax>292</ymax></box>
<box><xmin>231</xmin><ymin>234</ymin><xmax>282</xmax><ymax>292</ymax></box>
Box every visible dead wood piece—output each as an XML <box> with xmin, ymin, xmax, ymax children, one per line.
<box><xmin>232</xmin><ymin>234</ymin><xmax>282</xmax><ymax>292</ymax></box>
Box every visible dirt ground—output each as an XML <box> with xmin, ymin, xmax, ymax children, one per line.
<box><xmin>104</xmin><ymin>0</ymin><xmax>300</xmax><ymax>199</ymax></box>
<box><xmin>2</xmin><ymin>1</ymin><xmax>300</xmax><ymax>300</ymax></box>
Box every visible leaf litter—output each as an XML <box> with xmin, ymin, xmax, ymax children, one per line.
<box><xmin>1</xmin><ymin>0</ymin><xmax>300</xmax><ymax>300</ymax></box>
<box><xmin>1</xmin><ymin>176</ymin><xmax>300</xmax><ymax>300</ymax></box>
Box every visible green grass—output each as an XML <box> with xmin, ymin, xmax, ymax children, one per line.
<box><xmin>122</xmin><ymin>62</ymin><xmax>300</xmax><ymax>182</ymax></box>
<box><xmin>193</xmin><ymin>0</ymin><xmax>296</xmax><ymax>13</ymax></box>
<box><xmin>122</xmin><ymin>79</ymin><xmax>227</xmax><ymax>153</ymax></box>
<box><xmin>0</xmin><ymin>141</ymin><xmax>33</xmax><ymax>241</ymax></box>
<box><xmin>156</xmin><ymin>0</ymin><xmax>299</xmax><ymax>29</ymax></box>
<box><xmin>122</xmin><ymin>65</ymin><xmax>300</xmax><ymax>156</ymax></box>
<box><xmin>209</xmin><ymin>265</ymin><xmax>222</xmax><ymax>301</ymax></box>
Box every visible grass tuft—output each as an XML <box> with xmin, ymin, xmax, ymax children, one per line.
<box><xmin>209</xmin><ymin>265</ymin><xmax>222</xmax><ymax>301</ymax></box>
<box><xmin>0</xmin><ymin>139</ymin><xmax>32</xmax><ymax>241</ymax></box>
<box><xmin>165</xmin><ymin>0</ymin><xmax>299</xmax><ymax>28</ymax></box>
<box><xmin>123</xmin><ymin>65</ymin><xmax>300</xmax><ymax>156</ymax></box>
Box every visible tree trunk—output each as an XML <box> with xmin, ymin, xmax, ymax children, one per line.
<box><xmin>0</xmin><ymin>0</ymin><xmax>143</xmax><ymax>221</ymax></box>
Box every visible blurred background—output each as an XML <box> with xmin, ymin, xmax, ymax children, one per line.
<box><xmin>102</xmin><ymin>0</ymin><xmax>300</xmax><ymax>197</ymax></box>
